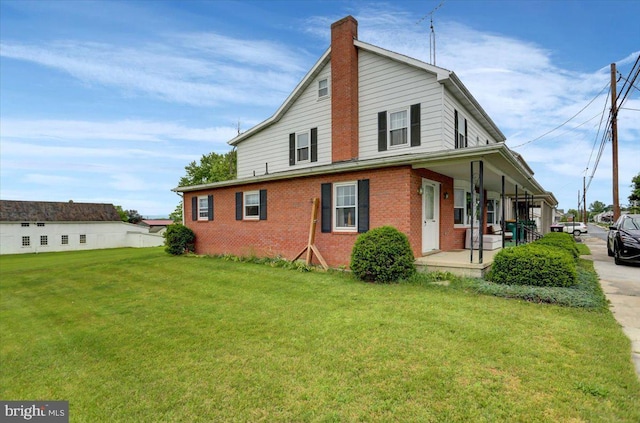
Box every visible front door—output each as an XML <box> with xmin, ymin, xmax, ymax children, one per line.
<box><xmin>422</xmin><ymin>179</ymin><xmax>440</xmax><ymax>253</ymax></box>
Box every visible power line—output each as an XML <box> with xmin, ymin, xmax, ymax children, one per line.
<box><xmin>511</xmin><ymin>81</ymin><xmax>610</xmax><ymax>149</ymax></box>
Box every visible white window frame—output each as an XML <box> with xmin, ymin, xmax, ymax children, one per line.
<box><xmin>454</xmin><ymin>184</ymin><xmax>480</xmax><ymax>227</ymax></box>
<box><xmin>61</xmin><ymin>235</ymin><xmax>69</xmax><ymax>245</ymax></box>
<box><xmin>296</xmin><ymin>131</ymin><xmax>310</xmax><ymax>163</ymax></box>
<box><xmin>40</xmin><ymin>235</ymin><xmax>48</xmax><ymax>246</ymax></box>
<box><xmin>244</xmin><ymin>191</ymin><xmax>260</xmax><ymax>220</ymax></box>
<box><xmin>22</xmin><ymin>236</ymin><xmax>30</xmax><ymax>247</ymax></box>
<box><xmin>454</xmin><ymin>188</ymin><xmax>467</xmax><ymax>226</ymax></box>
<box><xmin>80</xmin><ymin>234</ymin><xmax>87</xmax><ymax>244</ymax></box>
<box><xmin>456</xmin><ymin>110</ymin><xmax>467</xmax><ymax>149</ymax></box>
<box><xmin>21</xmin><ymin>222</ymin><xmax>29</xmax><ymax>227</ymax></box>
<box><xmin>388</xmin><ymin>108</ymin><xmax>409</xmax><ymax>148</ymax></box>
<box><xmin>487</xmin><ymin>198</ymin><xmax>499</xmax><ymax>225</ymax></box>
<box><xmin>318</xmin><ymin>78</ymin><xmax>329</xmax><ymax>99</ymax></box>
<box><xmin>198</xmin><ymin>196</ymin><xmax>209</xmax><ymax>221</ymax></box>
<box><xmin>333</xmin><ymin>182</ymin><xmax>358</xmax><ymax>232</ymax></box>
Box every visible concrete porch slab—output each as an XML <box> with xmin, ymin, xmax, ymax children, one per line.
<box><xmin>416</xmin><ymin>249</ymin><xmax>499</xmax><ymax>278</ymax></box>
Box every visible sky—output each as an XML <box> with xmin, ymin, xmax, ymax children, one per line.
<box><xmin>1</xmin><ymin>0</ymin><xmax>638</xmax><ymax>217</ymax></box>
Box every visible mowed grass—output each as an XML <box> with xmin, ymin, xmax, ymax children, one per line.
<box><xmin>1</xmin><ymin>248</ymin><xmax>639</xmax><ymax>422</ymax></box>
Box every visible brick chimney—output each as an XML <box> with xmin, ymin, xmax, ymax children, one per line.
<box><xmin>331</xmin><ymin>16</ymin><xmax>359</xmax><ymax>163</ymax></box>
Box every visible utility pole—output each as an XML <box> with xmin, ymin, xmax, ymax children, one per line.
<box><xmin>611</xmin><ymin>63</ymin><xmax>620</xmax><ymax>221</ymax></box>
<box><xmin>583</xmin><ymin>176</ymin><xmax>587</xmax><ymax>224</ymax></box>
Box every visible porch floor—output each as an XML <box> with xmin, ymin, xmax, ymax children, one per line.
<box><xmin>416</xmin><ymin>248</ymin><xmax>501</xmax><ymax>278</ymax></box>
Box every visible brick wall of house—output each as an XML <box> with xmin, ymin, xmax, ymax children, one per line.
<box><xmin>184</xmin><ymin>166</ymin><xmax>459</xmax><ymax>268</ymax></box>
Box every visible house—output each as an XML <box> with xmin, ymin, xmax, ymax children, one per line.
<box><xmin>174</xmin><ymin>16</ymin><xmax>557</xmax><ymax>268</ymax></box>
<box><xmin>0</xmin><ymin>200</ymin><xmax>163</xmax><ymax>255</ymax></box>
<box><xmin>139</xmin><ymin>219</ymin><xmax>175</xmax><ymax>235</ymax></box>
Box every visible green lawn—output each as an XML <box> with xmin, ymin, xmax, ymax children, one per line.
<box><xmin>1</xmin><ymin>248</ymin><xmax>639</xmax><ymax>422</ymax></box>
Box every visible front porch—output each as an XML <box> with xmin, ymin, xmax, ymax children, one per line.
<box><xmin>415</xmin><ymin>248</ymin><xmax>502</xmax><ymax>278</ymax></box>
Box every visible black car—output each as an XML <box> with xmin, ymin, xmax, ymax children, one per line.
<box><xmin>607</xmin><ymin>214</ymin><xmax>640</xmax><ymax>265</ymax></box>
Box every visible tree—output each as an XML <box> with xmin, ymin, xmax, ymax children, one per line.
<box><xmin>588</xmin><ymin>200</ymin><xmax>606</xmax><ymax>214</ymax></box>
<box><xmin>174</xmin><ymin>150</ymin><xmax>237</xmax><ymax>220</ymax></box>
<box><xmin>169</xmin><ymin>202</ymin><xmax>182</xmax><ymax>223</ymax></box>
<box><xmin>115</xmin><ymin>205</ymin><xmax>128</xmax><ymax>222</ymax></box>
<box><xmin>629</xmin><ymin>172</ymin><xmax>640</xmax><ymax>213</ymax></box>
<box><xmin>179</xmin><ymin>150</ymin><xmax>237</xmax><ymax>187</ymax></box>
<box><xmin>561</xmin><ymin>209</ymin><xmax>580</xmax><ymax>222</ymax></box>
<box><xmin>125</xmin><ymin>209</ymin><xmax>143</xmax><ymax>224</ymax></box>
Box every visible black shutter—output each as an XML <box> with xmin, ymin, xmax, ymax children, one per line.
<box><xmin>235</xmin><ymin>192</ymin><xmax>243</xmax><ymax>220</ymax></box>
<box><xmin>289</xmin><ymin>133</ymin><xmax>296</xmax><ymax>166</ymax></box>
<box><xmin>191</xmin><ymin>196</ymin><xmax>197</xmax><ymax>221</ymax></box>
<box><xmin>207</xmin><ymin>194</ymin><xmax>214</xmax><ymax>221</ymax></box>
<box><xmin>358</xmin><ymin>179</ymin><xmax>370</xmax><ymax>233</ymax></box>
<box><xmin>378</xmin><ymin>111</ymin><xmax>387</xmax><ymax>151</ymax></box>
<box><xmin>464</xmin><ymin>118</ymin><xmax>468</xmax><ymax>147</ymax></box>
<box><xmin>321</xmin><ymin>183</ymin><xmax>332</xmax><ymax>233</ymax></box>
<box><xmin>259</xmin><ymin>189</ymin><xmax>267</xmax><ymax>220</ymax></box>
<box><xmin>454</xmin><ymin>109</ymin><xmax>459</xmax><ymax>148</ymax></box>
<box><xmin>311</xmin><ymin>128</ymin><xmax>318</xmax><ymax>162</ymax></box>
<box><xmin>410</xmin><ymin>103</ymin><xmax>421</xmax><ymax>147</ymax></box>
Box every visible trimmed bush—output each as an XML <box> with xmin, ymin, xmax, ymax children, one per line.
<box><xmin>534</xmin><ymin>232</ymin><xmax>580</xmax><ymax>260</ymax></box>
<box><xmin>164</xmin><ymin>224</ymin><xmax>195</xmax><ymax>255</ymax></box>
<box><xmin>350</xmin><ymin>226</ymin><xmax>416</xmax><ymax>283</ymax></box>
<box><xmin>490</xmin><ymin>243</ymin><xmax>577</xmax><ymax>287</ymax></box>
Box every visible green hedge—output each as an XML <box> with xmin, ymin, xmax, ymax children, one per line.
<box><xmin>350</xmin><ymin>226</ymin><xmax>416</xmax><ymax>283</ymax></box>
<box><xmin>533</xmin><ymin>232</ymin><xmax>580</xmax><ymax>260</ymax></box>
<box><xmin>490</xmin><ymin>243</ymin><xmax>577</xmax><ymax>287</ymax></box>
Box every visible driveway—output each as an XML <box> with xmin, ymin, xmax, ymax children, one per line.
<box><xmin>581</xmin><ymin>230</ymin><xmax>640</xmax><ymax>379</ymax></box>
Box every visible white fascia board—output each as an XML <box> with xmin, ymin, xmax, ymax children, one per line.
<box><xmin>228</xmin><ymin>48</ymin><xmax>331</xmax><ymax>146</ymax></box>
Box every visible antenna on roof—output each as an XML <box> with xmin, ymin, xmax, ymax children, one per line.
<box><xmin>417</xmin><ymin>0</ymin><xmax>446</xmax><ymax>66</ymax></box>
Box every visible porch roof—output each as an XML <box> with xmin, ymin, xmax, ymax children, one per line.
<box><xmin>175</xmin><ymin>144</ymin><xmax>555</xmax><ymax>206</ymax></box>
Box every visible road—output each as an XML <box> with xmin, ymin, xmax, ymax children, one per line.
<box><xmin>582</xmin><ymin>224</ymin><xmax>640</xmax><ymax>379</ymax></box>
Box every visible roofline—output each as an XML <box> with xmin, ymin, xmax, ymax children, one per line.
<box><xmin>174</xmin><ymin>143</ymin><xmax>547</xmax><ymax>196</ymax></box>
<box><xmin>228</xmin><ymin>48</ymin><xmax>331</xmax><ymax>146</ymax></box>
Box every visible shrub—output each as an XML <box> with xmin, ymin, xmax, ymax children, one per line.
<box><xmin>534</xmin><ymin>232</ymin><xmax>580</xmax><ymax>260</ymax></box>
<box><xmin>164</xmin><ymin>224</ymin><xmax>195</xmax><ymax>255</ymax></box>
<box><xmin>489</xmin><ymin>243</ymin><xmax>577</xmax><ymax>287</ymax></box>
<box><xmin>350</xmin><ymin>226</ymin><xmax>416</xmax><ymax>283</ymax></box>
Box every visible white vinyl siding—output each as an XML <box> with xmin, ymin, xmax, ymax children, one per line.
<box><xmin>358</xmin><ymin>50</ymin><xmax>443</xmax><ymax>159</ymax></box>
<box><xmin>443</xmin><ymin>94</ymin><xmax>499</xmax><ymax>149</ymax></box>
<box><xmin>236</xmin><ymin>64</ymin><xmax>332</xmax><ymax>178</ymax></box>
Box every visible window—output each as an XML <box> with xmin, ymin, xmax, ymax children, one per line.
<box><xmin>389</xmin><ymin>109</ymin><xmax>408</xmax><ymax>147</ymax></box>
<box><xmin>40</xmin><ymin>235</ymin><xmax>48</xmax><ymax>246</ymax></box>
<box><xmin>244</xmin><ymin>191</ymin><xmax>260</xmax><ymax>219</ymax></box>
<box><xmin>37</xmin><ymin>222</ymin><xmax>45</xmax><ymax>227</ymax></box>
<box><xmin>198</xmin><ymin>196</ymin><xmax>209</xmax><ymax>220</ymax></box>
<box><xmin>296</xmin><ymin>131</ymin><xmax>309</xmax><ymax>162</ymax></box>
<box><xmin>289</xmin><ymin>128</ymin><xmax>317</xmax><ymax>165</ymax></box>
<box><xmin>487</xmin><ymin>199</ymin><xmax>498</xmax><ymax>225</ymax></box>
<box><xmin>80</xmin><ymin>234</ymin><xmax>87</xmax><ymax>244</ymax></box>
<box><xmin>454</xmin><ymin>189</ymin><xmax>466</xmax><ymax>225</ymax></box>
<box><xmin>61</xmin><ymin>235</ymin><xmax>69</xmax><ymax>245</ymax></box>
<box><xmin>454</xmin><ymin>109</ymin><xmax>467</xmax><ymax>148</ymax></box>
<box><xmin>318</xmin><ymin>78</ymin><xmax>329</xmax><ymax>98</ymax></box>
<box><xmin>21</xmin><ymin>223</ymin><xmax>29</xmax><ymax>227</ymax></box>
<box><xmin>334</xmin><ymin>182</ymin><xmax>357</xmax><ymax>231</ymax></box>
<box><xmin>22</xmin><ymin>236</ymin><xmax>30</xmax><ymax>247</ymax></box>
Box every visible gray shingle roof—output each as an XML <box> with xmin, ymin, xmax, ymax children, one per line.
<box><xmin>0</xmin><ymin>200</ymin><xmax>121</xmax><ymax>222</ymax></box>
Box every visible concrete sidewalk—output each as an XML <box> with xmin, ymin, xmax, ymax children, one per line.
<box><xmin>583</xmin><ymin>237</ymin><xmax>640</xmax><ymax>380</ymax></box>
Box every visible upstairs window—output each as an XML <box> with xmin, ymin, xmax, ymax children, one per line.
<box><xmin>37</xmin><ymin>222</ymin><xmax>45</xmax><ymax>227</ymax></box>
<box><xmin>318</xmin><ymin>78</ymin><xmax>329</xmax><ymax>98</ymax></box>
<box><xmin>454</xmin><ymin>109</ymin><xmax>467</xmax><ymax>148</ymax></box>
<box><xmin>296</xmin><ymin>131</ymin><xmax>309</xmax><ymax>163</ymax></box>
<box><xmin>378</xmin><ymin>104</ymin><xmax>421</xmax><ymax>151</ymax></box>
<box><xmin>289</xmin><ymin>128</ymin><xmax>317</xmax><ymax>165</ymax></box>
<box><xmin>389</xmin><ymin>109</ymin><xmax>408</xmax><ymax>147</ymax></box>
<box><xmin>21</xmin><ymin>223</ymin><xmax>29</xmax><ymax>227</ymax></box>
